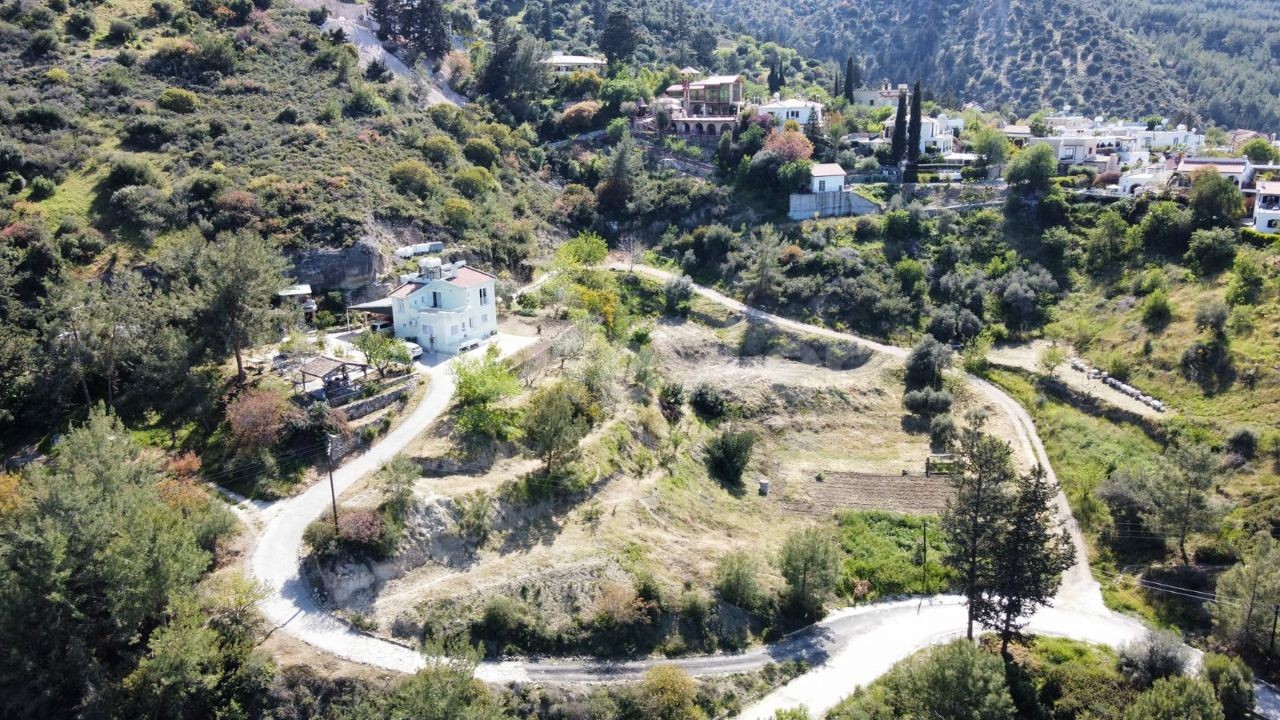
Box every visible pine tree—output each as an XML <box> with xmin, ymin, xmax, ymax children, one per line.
<box><xmin>985</xmin><ymin>464</ymin><xmax>1075</xmax><ymax>656</ymax></box>
<box><xmin>400</xmin><ymin>0</ymin><xmax>451</xmax><ymax>59</ymax></box>
<box><xmin>942</xmin><ymin>419</ymin><xmax>1014</xmax><ymax>640</ymax></box>
<box><xmin>598</xmin><ymin>10</ymin><xmax>637</xmax><ymax>64</ymax></box>
<box><xmin>890</xmin><ymin>90</ymin><xmax>908</xmax><ymax>164</ymax></box>
<box><xmin>370</xmin><ymin>0</ymin><xmax>396</xmax><ymax>39</ymax></box>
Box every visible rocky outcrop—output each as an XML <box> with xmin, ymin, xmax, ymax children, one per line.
<box><xmin>288</xmin><ymin>239</ymin><xmax>385</xmax><ymax>294</ymax></box>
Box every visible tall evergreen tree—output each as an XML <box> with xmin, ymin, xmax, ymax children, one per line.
<box><xmin>832</xmin><ymin>68</ymin><xmax>841</xmax><ymax>98</ymax></box>
<box><xmin>890</xmin><ymin>90</ymin><xmax>908</xmax><ymax>164</ymax></box>
<box><xmin>843</xmin><ymin>56</ymin><xmax>856</xmax><ymax>100</ymax></box>
<box><xmin>400</xmin><ymin>0</ymin><xmax>451</xmax><ymax>58</ymax></box>
<box><xmin>943</xmin><ymin>418</ymin><xmax>1014</xmax><ymax>640</ymax></box>
<box><xmin>541</xmin><ymin>0</ymin><xmax>553</xmax><ymax>40</ymax></box>
<box><xmin>907</xmin><ymin>80</ymin><xmax>923</xmax><ymax>164</ymax></box>
<box><xmin>370</xmin><ymin>0</ymin><xmax>397</xmax><ymax>39</ymax></box>
<box><xmin>598</xmin><ymin>9</ymin><xmax>637</xmax><ymax>64</ymax></box>
<box><xmin>767</xmin><ymin>60</ymin><xmax>778</xmax><ymax>93</ymax></box>
<box><xmin>985</xmin><ymin>464</ymin><xmax>1075</xmax><ymax>655</ymax></box>
<box><xmin>194</xmin><ymin>230</ymin><xmax>292</xmax><ymax>382</ymax></box>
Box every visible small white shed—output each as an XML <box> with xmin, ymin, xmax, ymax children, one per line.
<box><xmin>810</xmin><ymin>163</ymin><xmax>847</xmax><ymax>194</ymax></box>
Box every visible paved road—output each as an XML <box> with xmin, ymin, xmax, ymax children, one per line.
<box><xmin>235</xmin><ymin>270</ymin><xmax>1278</xmax><ymax>719</ymax></box>
<box><xmin>244</xmin><ymin>335</ymin><xmax>537</xmax><ymax>681</ymax></box>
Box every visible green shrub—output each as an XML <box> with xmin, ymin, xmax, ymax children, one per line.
<box><xmin>1140</xmin><ymin>289</ymin><xmax>1172</xmax><ymax>330</ymax></box>
<box><xmin>421</xmin><ymin>135</ymin><xmax>459</xmax><ymax>164</ymax></box>
<box><xmin>65</xmin><ymin>11</ymin><xmax>96</xmax><ymax>38</ymax></box>
<box><xmin>343</xmin><ymin>83</ymin><xmax>388</xmax><ymax>117</ymax></box>
<box><xmin>28</xmin><ymin>177</ymin><xmax>56</xmax><ymax>200</ymax></box>
<box><xmin>157</xmin><ymin>87</ymin><xmax>201</xmax><ymax>113</ymax></box>
<box><xmin>106</xmin><ymin>18</ymin><xmax>138</xmax><ymax>44</ymax></box>
<box><xmin>453</xmin><ymin>166</ymin><xmax>495</xmax><ymax>198</ymax></box>
<box><xmin>690</xmin><ymin>383</ymin><xmax>730</xmax><ymax>419</ymax></box>
<box><xmin>715</xmin><ymin>551</ymin><xmax>762</xmax><ymax>611</ymax></box>
<box><xmin>442</xmin><ymin>197</ymin><xmax>474</xmax><ymax>228</ymax></box>
<box><xmin>705</xmin><ymin>429</ymin><xmax>754</xmax><ymax>485</ymax></box>
<box><xmin>105</xmin><ymin>155</ymin><xmax>162</xmax><ymax>191</ymax></box>
<box><xmin>388</xmin><ymin>159</ymin><xmax>438</xmax><ymax>198</ymax></box>
<box><xmin>1202</xmin><ymin>653</ymin><xmax>1253</xmax><ymax>720</ymax></box>
<box><xmin>26</xmin><ymin>30</ymin><xmax>59</xmax><ymax>57</ymax></box>
<box><xmin>462</xmin><ymin>137</ymin><xmax>500</xmax><ymax>167</ymax></box>
<box><xmin>303</xmin><ymin>517</ymin><xmax>339</xmax><ymax>557</ymax></box>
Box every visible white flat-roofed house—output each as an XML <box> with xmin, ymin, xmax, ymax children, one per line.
<box><xmin>851</xmin><ymin>82</ymin><xmax>909</xmax><ymax>109</ymax></box>
<box><xmin>1176</xmin><ymin>157</ymin><xmax>1254</xmax><ymax>187</ymax></box>
<box><xmin>541</xmin><ymin>53</ymin><xmax>607</xmax><ymax>76</ymax></box>
<box><xmin>351</xmin><ymin>259</ymin><xmax>498</xmax><ymax>355</ymax></box>
<box><xmin>881</xmin><ymin>115</ymin><xmax>955</xmax><ymax>155</ymax></box>
<box><xmin>1254</xmin><ymin>181</ymin><xmax>1280</xmax><ymax>234</ymax></box>
<box><xmin>758</xmin><ymin>98</ymin><xmax>825</xmax><ymax>132</ymax></box>
<box><xmin>810</xmin><ymin>163</ymin><xmax>846</xmax><ymax>193</ymax></box>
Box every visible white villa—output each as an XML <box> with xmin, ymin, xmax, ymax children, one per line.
<box><xmin>350</xmin><ymin>258</ymin><xmax>497</xmax><ymax>354</ymax></box>
<box><xmin>881</xmin><ymin>115</ymin><xmax>955</xmax><ymax>155</ymax></box>
<box><xmin>851</xmin><ymin>82</ymin><xmax>909</xmax><ymax>109</ymax></box>
<box><xmin>1254</xmin><ymin>181</ymin><xmax>1280</xmax><ymax>234</ymax></box>
<box><xmin>1176</xmin><ymin>157</ymin><xmax>1254</xmax><ymax>187</ymax></box>
<box><xmin>810</xmin><ymin>163</ymin><xmax>846</xmax><ymax>193</ymax></box>
<box><xmin>758</xmin><ymin>97</ymin><xmax>824</xmax><ymax>131</ymax></box>
<box><xmin>541</xmin><ymin>53</ymin><xmax>607</xmax><ymax>76</ymax></box>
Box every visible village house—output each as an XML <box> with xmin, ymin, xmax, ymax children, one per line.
<box><xmin>659</xmin><ymin>74</ymin><xmax>745</xmax><ymax>136</ymax></box>
<box><xmin>1254</xmin><ymin>180</ymin><xmax>1280</xmax><ymax>234</ymax></box>
<box><xmin>1176</xmin><ymin>156</ymin><xmax>1254</xmax><ymax>187</ymax></box>
<box><xmin>810</xmin><ymin>163</ymin><xmax>846</xmax><ymax>193</ymax></box>
<box><xmin>851</xmin><ymin>82</ymin><xmax>909</xmax><ymax>109</ymax></box>
<box><xmin>540</xmin><ymin>53</ymin><xmax>607</xmax><ymax>76</ymax></box>
<box><xmin>349</xmin><ymin>258</ymin><xmax>497</xmax><ymax>355</ymax></box>
<box><xmin>881</xmin><ymin>115</ymin><xmax>955</xmax><ymax>155</ymax></box>
<box><xmin>1027</xmin><ymin>133</ymin><xmax>1137</xmax><ymax>173</ymax></box>
<box><xmin>1001</xmin><ymin>124</ymin><xmax>1032</xmax><ymax>147</ymax></box>
<box><xmin>757</xmin><ymin>97</ymin><xmax>824</xmax><ymax>132</ymax></box>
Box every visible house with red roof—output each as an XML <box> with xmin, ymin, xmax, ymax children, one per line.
<box><xmin>350</xmin><ymin>258</ymin><xmax>497</xmax><ymax>354</ymax></box>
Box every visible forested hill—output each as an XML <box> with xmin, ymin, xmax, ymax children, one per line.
<box><xmin>689</xmin><ymin>0</ymin><xmax>1280</xmax><ymax>132</ymax></box>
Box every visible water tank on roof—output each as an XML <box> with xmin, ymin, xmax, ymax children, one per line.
<box><xmin>419</xmin><ymin>257</ymin><xmax>443</xmax><ymax>279</ymax></box>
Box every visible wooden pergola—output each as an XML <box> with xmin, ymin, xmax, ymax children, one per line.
<box><xmin>293</xmin><ymin>356</ymin><xmax>369</xmax><ymax>398</ymax></box>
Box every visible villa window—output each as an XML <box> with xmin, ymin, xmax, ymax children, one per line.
<box><xmin>479</xmin><ymin>288</ymin><xmax>489</xmax><ymax>306</ymax></box>
<box><xmin>431</xmin><ymin>291</ymin><xmax>441</xmax><ymax>308</ymax></box>
<box><xmin>1269</xmin><ymin>219</ymin><xmax>1278</xmax><ymax>228</ymax></box>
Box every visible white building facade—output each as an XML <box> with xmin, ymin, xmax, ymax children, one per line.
<box><xmin>387</xmin><ymin>260</ymin><xmax>497</xmax><ymax>354</ymax></box>
<box><xmin>1255</xmin><ymin>181</ymin><xmax>1280</xmax><ymax>234</ymax></box>
<box><xmin>758</xmin><ymin>98</ymin><xmax>824</xmax><ymax>131</ymax></box>
<box><xmin>810</xmin><ymin>163</ymin><xmax>846</xmax><ymax>193</ymax></box>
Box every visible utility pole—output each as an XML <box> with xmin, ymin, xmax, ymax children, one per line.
<box><xmin>325</xmin><ymin>435</ymin><xmax>339</xmax><ymax>529</ymax></box>
<box><xmin>922</xmin><ymin>518</ymin><xmax>928</xmax><ymax>594</ymax></box>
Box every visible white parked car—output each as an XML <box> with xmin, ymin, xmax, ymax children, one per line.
<box><xmin>402</xmin><ymin>341</ymin><xmax>423</xmax><ymax>360</ymax></box>
<box><xmin>368</xmin><ymin>319</ymin><xmax>393</xmax><ymax>335</ymax></box>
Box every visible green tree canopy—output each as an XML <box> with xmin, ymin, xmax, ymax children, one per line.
<box><xmin>1005</xmin><ymin>143</ymin><xmax>1056</xmax><ymax>194</ymax></box>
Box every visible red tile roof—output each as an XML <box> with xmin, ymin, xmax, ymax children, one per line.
<box><xmin>447</xmin><ymin>266</ymin><xmax>495</xmax><ymax>288</ymax></box>
<box><xmin>389</xmin><ymin>281</ymin><xmax>423</xmax><ymax>298</ymax></box>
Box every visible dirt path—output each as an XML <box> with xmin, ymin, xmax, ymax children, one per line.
<box><xmin>988</xmin><ymin>340</ymin><xmax>1169</xmax><ymax>419</ymax></box>
<box><xmin>296</xmin><ymin>0</ymin><xmax>465</xmax><ymax>107</ymax></box>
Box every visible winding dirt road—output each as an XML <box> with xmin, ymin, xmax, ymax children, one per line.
<box><xmin>236</xmin><ymin>268</ymin><xmax>1279</xmax><ymax>719</ymax></box>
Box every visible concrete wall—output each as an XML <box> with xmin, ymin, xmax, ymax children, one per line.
<box><xmin>788</xmin><ymin>190</ymin><xmax>882</xmax><ymax>221</ymax></box>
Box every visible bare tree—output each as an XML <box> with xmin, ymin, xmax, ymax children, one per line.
<box><xmin>618</xmin><ymin>233</ymin><xmax>647</xmax><ymax>272</ymax></box>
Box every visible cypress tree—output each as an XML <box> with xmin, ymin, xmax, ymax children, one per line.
<box><xmin>843</xmin><ymin>56</ymin><xmax>855</xmax><ymax>100</ymax></box>
<box><xmin>907</xmin><ymin>80</ymin><xmax>923</xmax><ymax>165</ymax></box>
<box><xmin>541</xmin><ymin>0</ymin><xmax>553</xmax><ymax>40</ymax></box>
<box><xmin>890</xmin><ymin>90</ymin><xmax>908</xmax><ymax>164</ymax></box>
<box><xmin>832</xmin><ymin>69</ymin><xmax>841</xmax><ymax>98</ymax></box>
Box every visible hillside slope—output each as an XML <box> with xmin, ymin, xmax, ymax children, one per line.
<box><xmin>690</xmin><ymin>0</ymin><xmax>1280</xmax><ymax>131</ymax></box>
